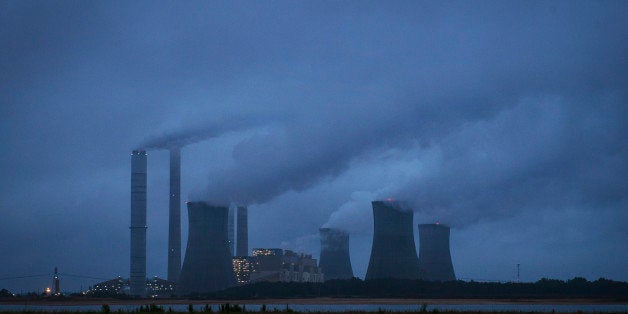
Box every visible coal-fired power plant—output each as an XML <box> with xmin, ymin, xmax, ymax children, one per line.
<box><xmin>168</xmin><ymin>147</ymin><xmax>182</xmax><ymax>282</ymax></box>
<box><xmin>236</xmin><ymin>206</ymin><xmax>248</xmax><ymax>256</ymax></box>
<box><xmin>319</xmin><ymin>228</ymin><xmax>354</xmax><ymax>280</ymax></box>
<box><xmin>130</xmin><ymin>150</ymin><xmax>147</xmax><ymax>296</ymax></box>
<box><xmin>127</xmin><ymin>143</ymin><xmax>456</xmax><ymax>291</ymax></box>
<box><xmin>418</xmin><ymin>223</ymin><xmax>456</xmax><ymax>281</ymax></box>
<box><xmin>178</xmin><ymin>202</ymin><xmax>236</xmax><ymax>294</ymax></box>
<box><xmin>365</xmin><ymin>200</ymin><xmax>421</xmax><ymax>280</ymax></box>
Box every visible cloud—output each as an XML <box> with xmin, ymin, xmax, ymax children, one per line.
<box><xmin>2</xmin><ymin>1</ymin><xmax>628</xmax><ymax>290</ymax></box>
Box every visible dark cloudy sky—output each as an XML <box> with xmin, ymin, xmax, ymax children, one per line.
<box><xmin>1</xmin><ymin>1</ymin><xmax>627</xmax><ymax>292</ymax></box>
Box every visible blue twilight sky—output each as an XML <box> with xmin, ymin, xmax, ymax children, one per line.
<box><xmin>1</xmin><ymin>1</ymin><xmax>627</xmax><ymax>292</ymax></box>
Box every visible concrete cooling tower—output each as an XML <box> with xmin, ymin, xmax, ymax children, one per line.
<box><xmin>130</xmin><ymin>150</ymin><xmax>147</xmax><ymax>296</ymax></box>
<box><xmin>418</xmin><ymin>223</ymin><xmax>456</xmax><ymax>281</ymax></box>
<box><xmin>319</xmin><ymin>228</ymin><xmax>354</xmax><ymax>280</ymax></box>
<box><xmin>177</xmin><ymin>202</ymin><xmax>236</xmax><ymax>295</ymax></box>
<box><xmin>365</xmin><ymin>200</ymin><xmax>421</xmax><ymax>280</ymax></box>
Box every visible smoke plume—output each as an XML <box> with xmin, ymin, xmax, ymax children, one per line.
<box><xmin>323</xmin><ymin>97</ymin><xmax>627</xmax><ymax>229</ymax></box>
<box><xmin>138</xmin><ymin>115</ymin><xmax>268</xmax><ymax>150</ymax></box>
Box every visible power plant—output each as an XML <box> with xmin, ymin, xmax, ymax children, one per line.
<box><xmin>236</xmin><ymin>206</ymin><xmax>248</xmax><ymax>256</ymax></box>
<box><xmin>319</xmin><ymin>228</ymin><xmax>353</xmax><ymax>280</ymax></box>
<box><xmin>177</xmin><ymin>202</ymin><xmax>236</xmax><ymax>294</ymax></box>
<box><xmin>365</xmin><ymin>200</ymin><xmax>421</xmax><ymax>280</ymax></box>
<box><xmin>127</xmin><ymin>146</ymin><xmax>459</xmax><ymax>292</ymax></box>
<box><xmin>168</xmin><ymin>147</ymin><xmax>182</xmax><ymax>283</ymax></box>
<box><xmin>130</xmin><ymin>150</ymin><xmax>147</xmax><ymax>296</ymax></box>
<box><xmin>418</xmin><ymin>223</ymin><xmax>456</xmax><ymax>282</ymax></box>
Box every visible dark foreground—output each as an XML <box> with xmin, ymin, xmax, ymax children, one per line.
<box><xmin>1</xmin><ymin>303</ymin><xmax>627</xmax><ymax>314</ymax></box>
<box><xmin>1</xmin><ymin>298</ymin><xmax>627</xmax><ymax>306</ymax></box>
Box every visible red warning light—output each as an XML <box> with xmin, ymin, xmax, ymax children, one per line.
<box><xmin>386</xmin><ymin>198</ymin><xmax>394</xmax><ymax>202</ymax></box>
<box><xmin>435</xmin><ymin>221</ymin><xmax>440</xmax><ymax>225</ymax></box>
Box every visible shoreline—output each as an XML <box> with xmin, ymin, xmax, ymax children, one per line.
<box><xmin>2</xmin><ymin>298</ymin><xmax>626</xmax><ymax>306</ymax></box>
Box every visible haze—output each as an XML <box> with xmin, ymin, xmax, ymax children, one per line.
<box><xmin>1</xmin><ymin>1</ymin><xmax>627</xmax><ymax>292</ymax></box>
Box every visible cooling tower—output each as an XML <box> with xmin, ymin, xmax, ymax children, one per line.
<box><xmin>130</xmin><ymin>150</ymin><xmax>147</xmax><ymax>296</ymax></box>
<box><xmin>319</xmin><ymin>228</ymin><xmax>353</xmax><ymax>280</ymax></box>
<box><xmin>365</xmin><ymin>200</ymin><xmax>421</xmax><ymax>280</ymax></box>
<box><xmin>167</xmin><ymin>147</ymin><xmax>181</xmax><ymax>282</ymax></box>
<box><xmin>236</xmin><ymin>206</ymin><xmax>248</xmax><ymax>256</ymax></box>
<box><xmin>177</xmin><ymin>202</ymin><xmax>236</xmax><ymax>295</ymax></box>
<box><xmin>418</xmin><ymin>223</ymin><xmax>456</xmax><ymax>281</ymax></box>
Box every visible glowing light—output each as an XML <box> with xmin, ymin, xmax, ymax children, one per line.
<box><xmin>45</xmin><ymin>287</ymin><xmax>51</xmax><ymax>293</ymax></box>
<box><xmin>435</xmin><ymin>221</ymin><xmax>440</xmax><ymax>225</ymax></box>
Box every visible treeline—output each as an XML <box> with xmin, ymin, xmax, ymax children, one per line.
<box><xmin>201</xmin><ymin>277</ymin><xmax>627</xmax><ymax>300</ymax></box>
<box><xmin>2</xmin><ymin>277</ymin><xmax>626</xmax><ymax>301</ymax></box>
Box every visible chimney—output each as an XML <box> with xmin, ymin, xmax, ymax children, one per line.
<box><xmin>236</xmin><ymin>206</ymin><xmax>248</xmax><ymax>256</ymax></box>
<box><xmin>227</xmin><ymin>206</ymin><xmax>235</xmax><ymax>256</ymax></box>
<box><xmin>130</xmin><ymin>150</ymin><xmax>147</xmax><ymax>296</ymax></box>
<box><xmin>167</xmin><ymin>147</ymin><xmax>182</xmax><ymax>282</ymax></box>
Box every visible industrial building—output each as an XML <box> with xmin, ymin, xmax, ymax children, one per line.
<box><xmin>130</xmin><ymin>150</ymin><xmax>147</xmax><ymax>296</ymax></box>
<box><xmin>249</xmin><ymin>248</ymin><xmax>283</xmax><ymax>282</ymax></box>
<box><xmin>249</xmin><ymin>248</ymin><xmax>324</xmax><ymax>283</ymax></box>
<box><xmin>177</xmin><ymin>202</ymin><xmax>236</xmax><ymax>295</ymax></box>
<box><xmin>365</xmin><ymin>200</ymin><xmax>421</xmax><ymax>280</ymax></box>
<box><xmin>85</xmin><ymin>276</ymin><xmax>175</xmax><ymax>297</ymax></box>
<box><xmin>232</xmin><ymin>256</ymin><xmax>254</xmax><ymax>285</ymax></box>
<box><xmin>418</xmin><ymin>223</ymin><xmax>456</xmax><ymax>281</ymax></box>
<box><xmin>319</xmin><ymin>228</ymin><xmax>354</xmax><ymax>280</ymax></box>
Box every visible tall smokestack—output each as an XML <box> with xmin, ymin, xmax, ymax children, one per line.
<box><xmin>178</xmin><ymin>202</ymin><xmax>236</xmax><ymax>294</ymax></box>
<box><xmin>167</xmin><ymin>147</ymin><xmax>181</xmax><ymax>282</ymax></box>
<box><xmin>418</xmin><ymin>223</ymin><xmax>456</xmax><ymax>281</ymax></box>
<box><xmin>130</xmin><ymin>150</ymin><xmax>147</xmax><ymax>296</ymax></box>
<box><xmin>227</xmin><ymin>206</ymin><xmax>235</xmax><ymax>256</ymax></box>
<box><xmin>319</xmin><ymin>228</ymin><xmax>353</xmax><ymax>280</ymax></box>
<box><xmin>365</xmin><ymin>200</ymin><xmax>421</xmax><ymax>280</ymax></box>
<box><xmin>236</xmin><ymin>206</ymin><xmax>248</xmax><ymax>256</ymax></box>
<box><xmin>53</xmin><ymin>267</ymin><xmax>60</xmax><ymax>294</ymax></box>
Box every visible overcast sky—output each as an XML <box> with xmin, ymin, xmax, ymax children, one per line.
<box><xmin>1</xmin><ymin>1</ymin><xmax>627</xmax><ymax>292</ymax></box>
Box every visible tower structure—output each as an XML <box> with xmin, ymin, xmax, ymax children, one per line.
<box><xmin>167</xmin><ymin>147</ymin><xmax>181</xmax><ymax>282</ymax></box>
<box><xmin>319</xmin><ymin>228</ymin><xmax>353</xmax><ymax>280</ymax></box>
<box><xmin>227</xmin><ymin>206</ymin><xmax>235</xmax><ymax>256</ymax></box>
<box><xmin>417</xmin><ymin>223</ymin><xmax>456</xmax><ymax>281</ymax></box>
<box><xmin>236</xmin><ymin>206</ymin><xmax>248</xmax><ymax>256</ymax></box>
<box><xmin>53</xmin><ymin>267</ymin><xmax>60</xmax><ymax>294</ymax></box>
<box><xmin>178</xmin><ymin>202</ymin><xmax>236</xmax><ymax>295</ymax></box>
<box><xmin>365</xmin><ymin>200</ymin><xmax>421</xmax><ymax>280</ymax></box>
<box><xmin>130</xmin><ymin>150</ymin><xmax>147</xmax><ymax>296</ymax></box>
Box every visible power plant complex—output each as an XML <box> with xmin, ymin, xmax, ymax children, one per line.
<box><xmin>128</xmin><ymin>150</ymin><xmax>456</xmax><ymax>296</ymax></box>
